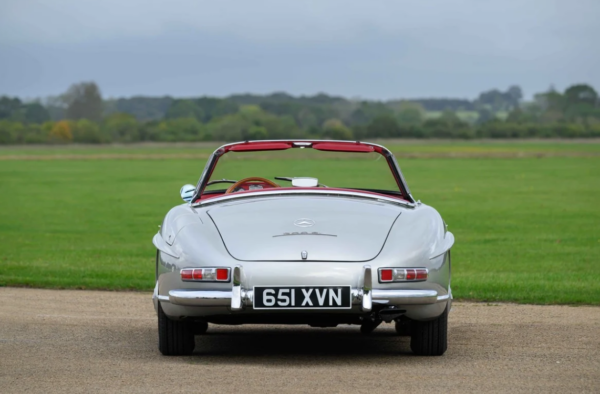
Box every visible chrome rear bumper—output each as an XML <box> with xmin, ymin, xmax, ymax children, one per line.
<box><xmin>158</xmin><ymin>288</ymin><xmax>448</xmax><ymax>308</ymax></box>
<box><xmin>155</xmin><ymin>265</ymin><xmax>450</xmax><ymax>311</ymax></box>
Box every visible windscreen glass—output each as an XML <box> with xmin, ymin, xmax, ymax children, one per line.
<box><xmin>205</xmin><ymin>148</ymin><xmax>400</xmax><ymax>192</ymax></box>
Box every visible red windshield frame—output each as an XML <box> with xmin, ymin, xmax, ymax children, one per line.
<box><xmin>222</xmin><ymin>141</ymin><xmax>377</xmax><ymax>153</ymax></box>
<box><xmin>196</xmin><ymin>140</ymin><xmax>413</xmax><ymax>203</ymax></box>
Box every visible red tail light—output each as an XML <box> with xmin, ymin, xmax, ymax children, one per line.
<box><xmin>416</xmin><ymin>269</ymin><xmax>428</xmax><ymax>280</ymax></box>
<box><xmin>380</xmin><ymin>269</ymin><xmax>393</xmax><ymax>282</ymax></box>
<box><xmin>181</xmin><ymin>267</ymin><xmax>230</xmax><ymax>282</ymax></box>
<box><xmin>216</xmin><ymin>268</ymin><xmax>229</xmax><ymax>281</ymax></box>
<box><xmin>180</xmin><ymin>269</ymin><xmax>193</xmax><ymax>280</ymax></box>
<box><xmin>378</xmin><ymin>268</ymin><xmax>428</xmax><ymax>283</ymax></box>
<box><xmin>192</xmin><ymin>269</ymin><xmax>203</xmax><ymax>280</ymax></box>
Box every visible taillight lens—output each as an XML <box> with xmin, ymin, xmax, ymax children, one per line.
<box><xmin>192</xmin><ymin>269</ymin><xmax>203</xmax><ymax>280</ymax></box>
<box><xmin>380</xmin><ymin>269</ymin><xmax>393</xmax><ymax>282</ymax></box>
<box><xmin>180</xmin><ymin>269</ymin><xmax>193</xmax><ymax>280</ymax></box>
<box><xmin>378</xmin><ymin>268</ymin><xmax>428</xmax><ymax>283</ymax></box>
<box><xmin>416</xmin><ymin>269</ymin><xmax>428</xmax><ymax>280</ymax></box>
<box><xmin>181</xmin><ymin>267</ymin><xmax>230</xmax><ymax>282</ymax></box>
<box><xmin>216</xmin><ymin>268</ymin><xmax>229</xmax><ymax>281</ymax></box>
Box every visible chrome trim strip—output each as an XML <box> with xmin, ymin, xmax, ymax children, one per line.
<box><xmin>157</xmin><ymin>295</ymin><xmax>170</xmax><ymax>302</ymax></box>
<box><xmin>166</xmin><ymin>288</ymin><xmax>441</xmax><ymax>307</ymax></box>
<box><xmin>193</xmin><ymin>189</ymin><xmax>415</xmax><ymax>209</ymax></box>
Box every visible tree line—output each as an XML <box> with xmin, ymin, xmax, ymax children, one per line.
<box><xmin>1</xmin><ymin>82</ymin><xmax>599</xmax><ymax>144</ymax></box>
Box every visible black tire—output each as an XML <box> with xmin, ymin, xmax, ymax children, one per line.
<box><xmin>410</xmin><ymin>306</ymin><xmax>448</xmax><ymax>356</ymax></box>
<box><xmin>157</xmin><ymin>302</ymin><xmax>195</xmax><ymax>356</ymax></box>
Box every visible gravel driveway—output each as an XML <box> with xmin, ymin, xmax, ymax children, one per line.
<box><xmin>1</xmin><ymin>288</ymin><xmax>598</xmax><ymax>393</ymax></box>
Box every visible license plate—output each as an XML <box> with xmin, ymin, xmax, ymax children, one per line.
<box><xmin>253</xmin><ymin>286</ymin><xmax>352</xmax><ymax>309</ymax></box>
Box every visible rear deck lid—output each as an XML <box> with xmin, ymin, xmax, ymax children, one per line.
<box><xmin>206</xmin><ymin>196</ymin><xmax>400</xmax><ymax>262</ymax></box>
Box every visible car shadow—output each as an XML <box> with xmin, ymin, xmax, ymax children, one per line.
<box><xmin>189</xmin><ymin>325</ymin><xmax>418</xmax><ymax>365</ymax></box>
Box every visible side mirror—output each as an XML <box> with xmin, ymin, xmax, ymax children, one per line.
<box><xmin>180</xmin><ymin>184</ymin><xmax>196</xmax><ymax>203</ymax></box>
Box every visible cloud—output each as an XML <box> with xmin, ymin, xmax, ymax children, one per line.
<box><xmin>2</xmin><ymin>0</ymin><xmax>599</xmax><ymax>46</ymax></box>
<box><xmin>1</xmin><ymin>0</ymin><xmax>598</xmax><ymax>98</ymax></box>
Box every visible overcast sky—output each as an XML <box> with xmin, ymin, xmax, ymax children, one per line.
<box><xmin>0</xmin><ymin>0</ymin><xmax>598</xmax><ymax>100</ymax></box>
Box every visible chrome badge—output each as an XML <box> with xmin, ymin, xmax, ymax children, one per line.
<box><xmin>272</xmin><ymin>232</ymin><xmax>336</xmax><ymax>238</ymax></box>
<box><xmin>294</xmin><ymin>218</ymin><xmax>315</xmax><ymax>227</ymax></box>
<box><xmin>301</xmin><ymin>250</ymin><xmax>308</xmax><ymax>260</ymax></box>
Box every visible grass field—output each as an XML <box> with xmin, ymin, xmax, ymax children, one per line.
<box><xmin>1</xmin><ymin>141</ymin><xmax>599</xmax><ymax>304</ymax></box>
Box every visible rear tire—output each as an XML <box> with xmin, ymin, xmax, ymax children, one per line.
<box><xmin>410</xmin><ymin>306</ymin><xmax>448</xmax><ymax>356</ymax></box>
<box><xmin>158</xmin><ymin>302</ymin><xmax>195</xmax><ymax>356</ymax></box>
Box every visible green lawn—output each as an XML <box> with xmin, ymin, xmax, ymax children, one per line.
<box><xmin>0</xmin><ymin>142</ymin><xmax>599</xmax><ymax>304</ymax></box>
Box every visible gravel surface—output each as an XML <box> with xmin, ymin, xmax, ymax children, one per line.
<box><xmin>1</xmin><ymin>288</ymin><xmax>599</xmax><ymax>393</ymax></box>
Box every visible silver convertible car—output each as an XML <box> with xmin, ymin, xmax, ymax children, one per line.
<box><xmin>152</xmin><ymin>140</ymin><xmax>454</xmax><ymax>356</ymax></box>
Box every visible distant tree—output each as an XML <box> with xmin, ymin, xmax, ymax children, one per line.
<box><xmin>395</xmin><ymin>102</ymin><xmax>425</xmax><ymax>126</ymax></box>
<box><xmin>0</xmin><ymin>96</ymin><xmax>22</xmax><ymax>120</ymax></box>
<box><xmin>193</xmin><ymin>97</ymin><xmax>239</xmax><ymax>122</ymax></box>
<box><xmin>103</xmin><ymin>113</ymin><xmax>139</xmax><ymax>142</ymax></box>
<box><xmin>475</xmin><ymin>86</ymin><xmax>523</xmax><ymax>112</ymax></box>
<box><xmin>476</xmin><ymin>107</ymin><xmax>497</xmax><ymax>124</ymax></box>
<box><xmin>247</xmin><ymin>125</ymin><xmax>268</xmax><ymax>140</ymax></box>
<box><xmin>506</xmin><ymin>85</ymin><xmax>523</xmax><ymax>108</ymax></box>
<box><xmin>161</xmin><ymin>118</ymin><xmax>205</xmax><ymax>142</ymax></box>
<box><xmin>48</xmin><ymin>120</ymin><xmax>73</xmax><ymax>143</ymax></box>
<box><xmin>561</xmin><ymin>84</ymin><xmax>599</xmax><ymax>121</ymax></box>
<box><xmin>42</xmin><ymin>95</ymin><xmax>67</xmax><ymax>120</ymax></box>
<box><xmin>73</xmin><ymin>119</ymin><xmax>104</xmax><ymax>143</ymax></box>
<box><xmin>0</xmin><ymin>120</ymin><xmax>19</xmax><ymax>144</ymax></box>
<box><xmin>423</xmin><ymin>110</ymin><xmax>470</xmax><ymax>138</ymax></box>
<box><xmin>366</xmin><ymin>115</ymin><xmax>400</xmax><ymax>138</ymax></box>
<box><xmin>349</xmin><ymin>102</ymin><xmax>393</xmax><ymax>126</ymax></box>
<box><xmin>64</xmin><ymin>82</ymin><xmax>103</xmax><ymax>121</ymax></box>
<box><xmin>506</xmin><ymin>108</ymin><xmax>531</xmax><ymax>124</ymax></box>
<box><xmin>475</xmin><ymin>89</ymin><xmax>506</xmax><ymax>112</ymax></box>
<box><xmin>24</xmin><ymin>103</ymin><xmax>50</xmax><ymax>123</ymax></box>
<box><xmin>396</xmin><ymin>98</ymin><xmax>474</xmax><ymax>112</ymax></box>
<box><xmin>165</xmin><ymin>99</ymin><xmax>205</xmax><ymax>121</ymax></box>
<box><xmin>534</xmin><ymin>86</ymin><xmax>564</xmax><ymax>112</ymax></box>
<box><xmin>322</xmin><ymin>119</ymin><xmax>353</xmax><ymax>140</ymax></box>
<box><xmin>103</xmin><ymin>96</ymin><xmax>173</xmax><ymax>121</ymax></box>
<box><xmin>206</xmin><ymin>105</ymin><xmax>303</xmax><ymax>142</ymax></box>
<box><xmin>564</xmin><ymin>84</ymin><xmax>598</xmax><ymax>107</ymax></box>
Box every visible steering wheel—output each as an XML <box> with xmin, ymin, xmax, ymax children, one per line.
<box><xmin>225</xmin><ymin>177</ymin><xmax>280</xmax><ymax>194</ymax></box>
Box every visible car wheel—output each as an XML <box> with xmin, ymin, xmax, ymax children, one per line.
<box><xmin>410</xmin><ymin>306</ymin><xmax>448</xmax><ymax>356</ymax></box>
<box><xmin>157</xmin><ymin>302</ymin><xmax>195</xmax><ymax>356</ymax></box>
